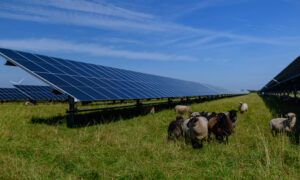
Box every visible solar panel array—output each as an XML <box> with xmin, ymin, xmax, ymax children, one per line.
<box><xmin>0</xmin><ymin>48</ymin><xmax>243</xmax><ymax>101</ymax></box>
<box><xmin>261</xmin><ymin>56</ymin><xmax>300</xmax><ymax>92</ymax></box>
<box><xmin>0</xmin><ymin>88</ymin><xmax>28</xmax><ymax>100</ymax></box>
<box><xmin>14</xmin><ymin>85</ymin><xmax>68</xmax><ymax>100</ymax></box>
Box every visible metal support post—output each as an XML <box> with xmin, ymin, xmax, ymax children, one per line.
<box><xmin>68</xmin><ymin>96</ymin><xmax>76</xmax><ymax>127</ymax></box>
<box><xmin>168</xmin><ymin>98</ymin><xmax>172</xmax><ymax>108</ymax></box>
<box><xmin>294</xmin><ymin>88</ymin><xmax>297</xmax><ymax>101</ymax></box>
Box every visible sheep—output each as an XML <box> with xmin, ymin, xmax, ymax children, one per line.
<box><xmin>269</xmin><ymin>113</ymin><xmax>297</xmax><ymax>136</ymax></box>
<box><xmin>150</xmin><ymin>107</ymin><xmax>155</xmax><ymax>114</ymax></box>
<box><xmin>186</xmin><ymin>116</ymin><xmax>209</xmax><ymax>149</ymax></box>
<box><xmin>224</xmin><ymin>110</ymin><xmax>238</xmax><ymax>128</ymax></box>
<box><xmin>24</xmin><ymin>101</ymin><xmax>34</xmax><ymax>106</ymax></box>
<box><xmin>238</xmin><ymin>102</ymin><xmax>248</xmax><ymax>113</ymax></box>
<box><xmin>175</xmin><ymin>105</ymin><xmax>192</xmax><ymax>115</ymax></box>
<box><xmin>167</xmin><ymin>115</ymin><xmax>185</xmax><ymax>141</ymax></box>
<box><xmin>207</xmin><ymin>113</ymin><xmax>233</xmax><ymax>143</ymax></box>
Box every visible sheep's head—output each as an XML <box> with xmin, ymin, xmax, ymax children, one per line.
<box><xmin>176</xmin><ymin>115</ymin><xmax>183</xmax><ymax>121</ymax></box>
<box><xmin>187</xmin><ymin>117</ymin><xmax>198</xmax><ymax>128</ymax></box>
<box><xmin>200</xmin><ymin>111</ymin><xmax>208</xmax><ymax>117</ymax></box>
<box><xmin>207</xmin><ymin>112</ymin><xmax>217</xmax><ymax>120</ymax></box>
<box><xmin>286</xmin><ymin>112</ymin><xmax>296</xmax><ymax>118</ymax></box>
<box><xmin>229</xmin><ymin>110</ymin><xmax>237</xmax><ymax>122</ymax></box>
<box><xmin>217</xmin><ymin>113</ymin><xmax>226</xmax><ymax>123</ymax></box>
<box><xmin>286</xmin><ymin>113</ymin><xmax>296</xmax><ymax>122</ymax></box>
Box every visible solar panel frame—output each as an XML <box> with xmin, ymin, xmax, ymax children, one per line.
<box><xmin>0</xmin><ymin>48</ymin><xmax>241</xmax><ymax>102</ymax></box>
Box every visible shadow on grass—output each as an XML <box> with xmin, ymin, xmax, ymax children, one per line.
<box><xmin>31</xmin><ymin>95</ymin><xmax>241</xmax><ymax>128</ymax></box>
<box><xmin>260</xmin><ymin>95</ymin><xmax>300</xmax><ymax>144</ymax></box>
<box><xmin>31</xmin><ymin>104</ymin><xmax>167</xmax><ymax>127</ymax></box>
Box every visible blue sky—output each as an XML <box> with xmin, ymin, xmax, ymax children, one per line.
<box><xmin>0</xmin><ymin>0</ymin><xmax>299</xmax><ymax>90</ymax></box>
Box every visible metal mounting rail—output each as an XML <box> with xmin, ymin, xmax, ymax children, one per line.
<box><xmin>66</xmin><ymin>99</ymin><xmax>180</xmax><ymax>113</ymax></box>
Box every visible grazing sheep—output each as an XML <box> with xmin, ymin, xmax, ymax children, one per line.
<box><xmin>167</xmin><ymin>115</ymin><xmax>185</xmax><ymax>141</ymax></box>
<box><xmin>224</xmin><ymin>110</ymin><xmax>238</xmax><ymax>127</ymax></box>
<box><xmin>150</xmin><ymin>107</ymin><xmax>155</xmax><ymax>114</ymax></box>
<box><xmin>186</xmin><ymin>116</ymin><xmax>209</xmax><ymax>149</ymax></box>
<box><xmin>238</xmin><ymin>102</ymin><xmax>248</xmax><ymax>113</ymax></box>
<box><xmin>269</xmin><ymin>113</ymin><xmax>297</xmax><ymax>136</ymax></box>
<box><xmin>175</xmin><ymin>105</ymin><xmax>192</xmax><ymax>115</ymax></box>
<box><xmin>208</xmin><ymin>113</ymin><xmax>233</xmax><ymax>143</ymax></box>
<box><xmin>24</xmin><ymin>101</ymin><xmax>34</xmax><ymax>106</ymax></box>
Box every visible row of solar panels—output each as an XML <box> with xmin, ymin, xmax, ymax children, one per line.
<box><xmin>0</xmin><ymin>85</ymin><xmax>67</xmax><ymax>101</ymax></box>
<box><xmin>261</xmin><ymin>56</ymin><xmax>300</xmax><ymax>92</ymax></box>
<box><xmin>0</xmin><ymin>48</ymin><xmax>247</xmax><ymax>102</ymax></box>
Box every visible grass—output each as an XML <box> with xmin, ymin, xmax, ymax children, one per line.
<box><xmin>0</xmin><ymin>93</ymin><xmax>299</xmax><ymax>179</ymax></box>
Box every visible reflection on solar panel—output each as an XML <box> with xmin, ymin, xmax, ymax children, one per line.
<box><xmin>0</xmin><ymin>48</ymin><xmax>242</xmax><ymax>102</ymax></box>
<box><xmin>14</xmin><ymin>85</ymin><xmax>67</xmax><ymax>100</ymax></box>
<box><xmin>0</xmin><ymin>88</ymin><xmax>28</xmax><ymax>100</ymax></box>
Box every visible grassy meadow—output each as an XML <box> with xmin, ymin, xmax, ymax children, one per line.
<box><xmin>0</xmin><ymin>93</ymin><xmax>299</xmax><ymax>179</ymax></box>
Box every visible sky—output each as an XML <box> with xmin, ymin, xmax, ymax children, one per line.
<box><xmin>0</xmin><ymin>0</ymin><xmax>299</xmax><ymax>91</ymax></box>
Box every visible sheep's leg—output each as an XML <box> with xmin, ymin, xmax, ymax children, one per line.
<box><xmin>216</xmin><ymin>135</ymin><xmax>222</xmax><ymax>143</ymax></box>
<box><xmin>219</xmin><ymin>136</ymin><xmax>224</xmax><ymax>143</ymax></box>
<box><xmin>185</xmin><ymin>135</ymin><xmax>190</xmax><ymax>145</ymax></box>
<box><xmin>207</xmin><ymin>132</ymin><xmax>211</xmax><ymax>143</ymax></box>
<box><xmin>167</xmin><ymin>132</ymin><xmax>172</xmax><ymax>142</ymax></box>
<box><xmin>225</xmin><ymin>136</ymin><xmax>229</xmax><ymax>144</ymax></box>
<box><xmin>192</xmin><ymin>138</ymin><xmax>202</xmax><ymax>149</ymax></box>
<box><xmin>167</xmin><ymin>134</ymin><xmax>175</xmax><ymax>143</ymax></box>
<box><xmin>271</xmin><ymin>130</ymin><xmax>275</xmax><ymax>137</ymax></box>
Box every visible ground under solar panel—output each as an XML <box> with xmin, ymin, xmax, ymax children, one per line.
<box><xmin>0</xmin><ymin>48</ymin><xmax>240</xmax><ymax>101</ymax></box>
<box><xmin>14</xmin><ymin>85</ymin><xmax>68</xmax><ymax>100</ymax></box>
<box><xmin>0</xmin><ymin>88</ymin><xmax>28</xmax><ymax>100</ymax></box>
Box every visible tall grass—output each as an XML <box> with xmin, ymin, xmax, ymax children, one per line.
<box><xmin>0</xmin><ymin>94</ymin><xmax>299</xmax><ymax>179</ymax></box>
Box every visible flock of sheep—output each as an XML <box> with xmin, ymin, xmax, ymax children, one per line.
<box><xmin>167</xmin><ymin>102</ymin><xmax>297</xmax><ymax>149</ymax></box>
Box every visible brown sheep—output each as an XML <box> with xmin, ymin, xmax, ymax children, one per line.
<box><xmin>167</xmin><ymin>115</ymin><xmax>185</xmax><ymax>141</ymax></box>
<box><xmin>208</xmin><ymin>113</ymin><xmax>233</xmax><ymax>143</ymax></box>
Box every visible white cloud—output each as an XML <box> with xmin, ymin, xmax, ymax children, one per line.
<box><xmin>12</xmin><ymin>0</ymin><xmax>154</xmax><ymax>20</ymax></box>
<box><xmin>0</xmin><ymin>1</ymin><xmax>284</xmax><ymax>46</ymax></box>
<box><xmin>0</xmin><ymin>38</ymin><xmax>198</xmax><ymax>62</ymax></box>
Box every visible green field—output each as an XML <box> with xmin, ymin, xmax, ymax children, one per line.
<box><xmin>0</xmin><ymin>93</ymin><xmax>299</xmax><ymax>179</ymax></box>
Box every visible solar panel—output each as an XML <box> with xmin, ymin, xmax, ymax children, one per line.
<box><xmin>0</xmin><ymin>48</ymin><xmax>238</xmax><ymax>101</ymax></box>
<box><xmin>261</xmin><ymin>56</ymin><xmax>300</xmax><ymax>92</ymax></box>
<box><xmin>14</xmin><ymin>85</ymin><xmax>68</xmax><ymax>100</ymax></box>
<box><xmin>0</xmin><ymin>88</ymin><xmax>28</xmax><ymax>100</ymax></box>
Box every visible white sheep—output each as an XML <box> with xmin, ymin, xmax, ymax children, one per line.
<box><xmin>186</xmin><ymin>116</ymin><xmax>208</xmax><ymax>148</ymax></box>
<box><xmin>238</xmin><ymin>102</ymin><xmax>248</xmax><ymax>113</ymax></box>
<box><xmin>175</xmin><ymin>105</ymin><xmax>192</xmax><ymax>115</ymax></box>
<box><xmin>269</xmin><ymin>113</ymin><xmax>297</xmax><ymax>136</ymax></box>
